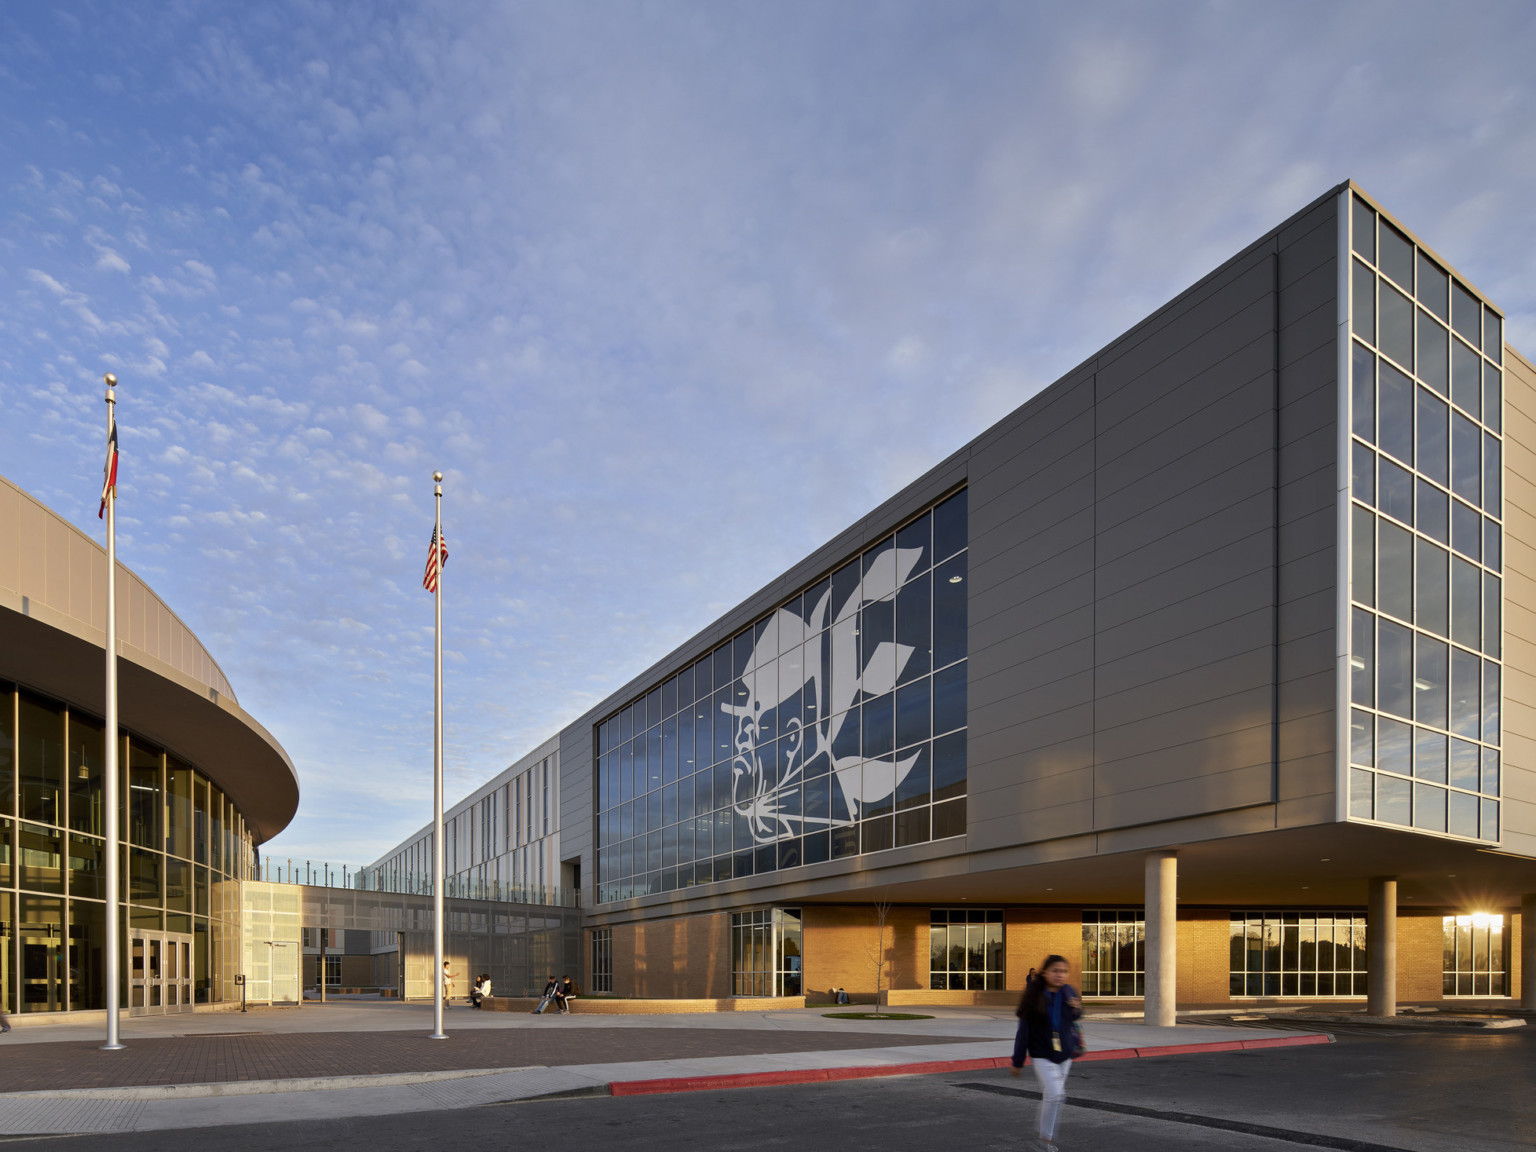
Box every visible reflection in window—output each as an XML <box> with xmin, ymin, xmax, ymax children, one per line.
<box><xmin>1230</xmin><ymin>912</ymin><xmax>1367</xmax><ymax>997</ymax></box>
<box><xmin>1346</xmin><ymin>191</ymin><xmax>1503</xmax><ymax>848</ymax></box>
<box><xmin>730</xmin><ymin>907</ymin><xmax>801</xmax><ymax>997</ymax></box>
<box><xmin>1081</xmin><ymin>910</ymin><xmax>1142</xmax><ymax>997</ymax></box>
<box><xmin>1443</xmin><ymin>913</ymin><xmax>1505</xmax><ymax>996</ymax></box>
<box><xmin>931</xmin><ymin>908</ymin><xmax>1003</xmax><ymax>991</ymax></box>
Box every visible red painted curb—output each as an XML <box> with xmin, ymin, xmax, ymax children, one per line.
<box><xmin>1240</xmin><ymin>1033</ymin><xmax>1332</xmax><ymax>1050</ymax></box>
<box><xmin>1074</xmin><ymin>1047</ymin><xmax>1141</xmax><ymax>1063</ymax></box>
<box><xmin>606</xmin><ymin>1034</ymin><xmax>1331</xmax><ymax>1097</ymax></box>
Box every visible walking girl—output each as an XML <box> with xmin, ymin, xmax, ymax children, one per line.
<box><xmin>1010</xmin><ymin>954</ymin><xmax>1084</xmax><ymax>1151</ymax></box>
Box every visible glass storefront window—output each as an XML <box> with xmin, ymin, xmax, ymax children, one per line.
<box><xmin>1230</xmin><ymin>912</ymin><xmax>1367</xmax><ymax>997</ymax></box>
<box><xmin>930</xmin><ymin>908</ymin><xmax>1003</xmax><ymax>990</ymax></box>
<box><xmin>127</xmin><ymin>741</ymin><xmax>162</xmax><ymax>850</ymax></box>
<box><xmin>1443</xmin><ymin>913</ymin><xmax>1505</xmax><ymax>996</ymax></box>
<box><xmin>0</xmin><ymin>681</ymin><xmax>13</xmax><ymax>817</ymax></box>
<box><xmin>166</xmin><ymin>759</ymin><xmax>193</xmax><ymax>860</ymax></box>
<box><xmin>1082</xmin><ymin>909</ymin><xmax>1143</xmax><ymax>997</ymax></box>
<box><xmin>730</xmin><ymin>907</ymin><xmax>802</xmax><ymax>997</ymax></box>
<box><xmin>18</xmin><ymin>694</ymin><xmax>63</xmax><ymax>826</ymax></box>
<box><xmin>0</xmin><ymin>680</ymin><xmax>256</xmax><ymax>1015</ymax></box>
<box><xmin>66</xmin><ymin>711</ymin><xmax>104</xmax><ymax>837</ymax></box>
<box><xmin>19</xmin><ymin>823</ymin><xmax>63</xmax><ymax>894</ymax></box>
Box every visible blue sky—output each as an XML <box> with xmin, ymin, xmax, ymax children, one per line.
<box><xmin>1</xmin><ymin>2</ymin><xmax>1533</xmax><ymax>866</ymax></box>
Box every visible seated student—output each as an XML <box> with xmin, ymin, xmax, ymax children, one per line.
<box><xmin>532</xmin><ymin>975</ymin><xmax>558</xmax><ymax>1014</ymax></box>
<box><xmin>470</xmin><ymin>974</ymin><xmax>490</xmax><ymax>1009</ymax></box>
<box><xmin>557</xmin><ymin>974</ymin><xmax>578</xmax><ymax>1014</ymax></box>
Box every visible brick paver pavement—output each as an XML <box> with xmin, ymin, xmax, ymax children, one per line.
<box><xmin>0</xmin><ymin>1027</ymin><xmax>979</xmax><ymax>1093</ymax></box>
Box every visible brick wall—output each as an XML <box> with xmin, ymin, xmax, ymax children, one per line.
<box><xmin>622</xmin><ymin>912</ymin><xmax>731</xmax><ymax>998</ymax></box>
<box><xmin>802</xmin><ymin>905</ymin><xmax>926</xmax><ymax>994</ymax></box>
<box><xmin>1006</xmin><ymin>907</ymin><xmax>1081</xmax><ymax>989</ymax></box>
<box><xmin>1178</xmin><ymin>910</ymin><xmax>1232</xmax><ymax>1003</ymax></box>
<box><xmin>1514</xmin><ymin>911</ymin><xmax>1525</xmax><ymax>1000</ymax></box>
<box><xmin>1398</xmin><ymin>909</ymin><xmax>1445</xmax><ymax>1001</ymax></box>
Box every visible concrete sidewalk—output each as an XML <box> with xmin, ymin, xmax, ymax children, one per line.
<box><xmin>0</xmin><ymin>1006</ymin><xmax>1331</xmax><ymax>1136</ymax></box>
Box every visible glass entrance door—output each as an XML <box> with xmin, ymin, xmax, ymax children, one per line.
<box><xmin>20</xmin><ymin>933</ymin><xmax>64</xmax><ymax>1013</ymax></box>
<box><xmin>128</xmin><ymin>929</ymin><xmax>196</xmax><ymax>1015</ymax></box>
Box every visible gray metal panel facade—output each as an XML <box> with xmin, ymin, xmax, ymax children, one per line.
<box><xmin>567</xmin><ymin>185</ymin><xmax>1355</xmax><ymax>914</ymax></box>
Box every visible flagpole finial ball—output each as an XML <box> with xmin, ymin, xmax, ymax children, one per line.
<box><xmin>104</xmin><ymin>373</ymin><xmax>117</xmax><ymax>387</ymax></box>
<box><xmin>433</xmin><ymin>471</ymin><xmax>443</xmax><ymax>483</ymax></box>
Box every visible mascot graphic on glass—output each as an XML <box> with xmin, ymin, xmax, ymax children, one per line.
<box><xmin>726</xmin><ymin>541</ymin><xmax>928</xmax><ymax>846</ymax></box>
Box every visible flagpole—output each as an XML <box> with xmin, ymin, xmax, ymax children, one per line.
<box><xmin>102</xmin><ymin>374</ymin><xmax>124</xmax><ymax>1051</ymax></box>
<box><xmin>429</xmin><ymin>470</ymin><xmax>446</xmax><ymax>1041</ymax></box>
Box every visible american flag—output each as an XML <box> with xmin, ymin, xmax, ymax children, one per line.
<box><xmin>98</xmin><ymin>410</ymin><xmax>118</xmax><ymax>519</ymax></box>
<box><xmin>423</xmin><ymin>525</ymin><xmax>449</xmax><ymax>593</ymax></box>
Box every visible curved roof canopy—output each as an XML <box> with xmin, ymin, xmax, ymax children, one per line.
<box><xmin>0</xmin><ymin>473</ymin><xmax>298</xmax><ymax>843</ymax></box>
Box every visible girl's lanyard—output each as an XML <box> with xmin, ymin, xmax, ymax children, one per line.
<box><xmin>1048</xmin><ymin>989</ymin><xmax>1063</xmax><ymax>1053</ymax></box>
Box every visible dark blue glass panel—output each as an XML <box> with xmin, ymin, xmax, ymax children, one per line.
<box><xmin>1416</xmin><ymin>387</ymin><xmax>1447</xmax><ymax>484</ymax></box>
<box><xmin>932</xmin><ymin>730</ymin><xmax>966</xmax><ymax>804</ymax></box>
<box><xmin>1377</xmin><ymin>619</ymin><xmax>1413</xmax><ymax>718</ymax></box>
<box><xmin>934</xmin><ymin>661</ymin><xmax>967</xmax><ymax>736</ymax></box>
<box><xmin>1451</xmin><ymin>280</ymin><xmax>1480</xmax><ymax>348</ymax></box>
<box><xmin>896</xmin><ymin>677</ymin><xmax>931</xmax><ymax>750</ymax></box>
<box><xmin>895</xmin><ymin>743</ymin><xmax>930</xmax><ymax>810</ymax></box>
<box><xmin>896</xmin><ymin>512</ymin><xmax>932</xmax><ymax>575</ymax></box>
<box><xmin>1484</xmin><ymin>433</ymin><xmax>1501</xmax><ymax>515</ymax></box>
<box><xmin>896</xmin><ymin>573</ymin><xmax>931</xmax><ymax>686</ymax></box>
<box><xmin>1452</xmin><ymin>412</ymin><xmax>1481</xmax><ymax>506</ymax></box>
<box><xmin>934</xmin><ymin>488</ymin><xmax>967</xmax><ymax>562</ymax></box>
<box><xmin>1452</xmin><ymin>499</ymin><xmax>1481</xmax><ymax>562</ymax></box>
<box><xmin>1379</xmin><ymin>221</ymin><xmax>1414</xmax><ymax>289</ymax></box>
<box><xmin>1352</xmin><ymin>341</ymin><xmax>1375</xmax><ymax>441</ymax></box>
<box><xmin>1378</xmin><ymin>458</ymin><xmax>1413</xmax><ymax>524</ymax></box>
<box><xmin>1417</xmin><ymin>312</ymin><xmax>1448</xmax><ymax>396</ymax></box>
<box><xmin>1452</xmin><ymin>338</ymin><xmax>1481</xmax><ymax>418</ymax></box>
<box><xmin>934</xmin><ymin>553</ymin><xmax>967</xmax><ymax>668</ymax></box>
<box><xmin>1378</xmin><ymin>282</ymin><xmax>1414</xmax><ymax>370</ymax></box>
<box><xmin>1352</xmin><ymin>263</ymin><xmax>1375</xmax><ymax>346</ymax></box>
<box><xmin>1378</xmin><ymin>362</ymin><xmax>1414</xmax><ymax>464</ymax></box>
<box><xmin>862</xmin><ymin>693</ymin><xmax>894</xmax><ymax>759</ymax></box>
<box><xmin>1417</xmin><ymin>480</ymin><xmax>1448</xmax><ymax>544</ymax></box>
<box><xmin>1352</xmin><ymin>442</ymin><xmax>1375</xmax><ymax>505</ymax></box>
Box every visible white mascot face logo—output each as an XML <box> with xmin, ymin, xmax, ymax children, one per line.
<box><xmin>726</xmin><ymin>544</ymin><xmax>927</xmax><ymax>844</ymax></box>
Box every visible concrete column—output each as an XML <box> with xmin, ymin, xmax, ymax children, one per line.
<box><xmin>1522</xmin><ymin>895</ymin><xmax>1536</xmax><ymax>1011</ymax></box>
<box><xmin>1143</xmin><ymin>851</ymin><xmax>1177</xmax><ymax>1028</ymax></box>
<box><xmin>1367</xmin><ymin>877</ymin><xmax>1397</xmax><ymax>1016</ymax></box>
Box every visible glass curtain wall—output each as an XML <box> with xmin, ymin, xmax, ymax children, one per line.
<box><xmin>595</xmin><ymin>489</ymin><xmax>968</xmax><ymax>903</ymax></box>
<box><xmin>0</xmin><ymin>680</ymin><xmax>255</xmax><ymax>1014</ymax></box>
<box><xmin>1345</xmin><ymin>192</ymin><xmax>1503</xmax><ymax>842</ymax></box>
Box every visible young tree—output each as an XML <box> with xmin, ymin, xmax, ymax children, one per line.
<box><xmin>863</xmin><ymin>901</ymin><xmax>893</xmax><ymax>1015</ymax></box>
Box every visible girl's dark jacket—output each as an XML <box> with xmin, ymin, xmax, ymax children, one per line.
<box><xmin>1010</xmin><ymin>981</ymin><xmax>1083</xmax><ymax>1066</ymax></box>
